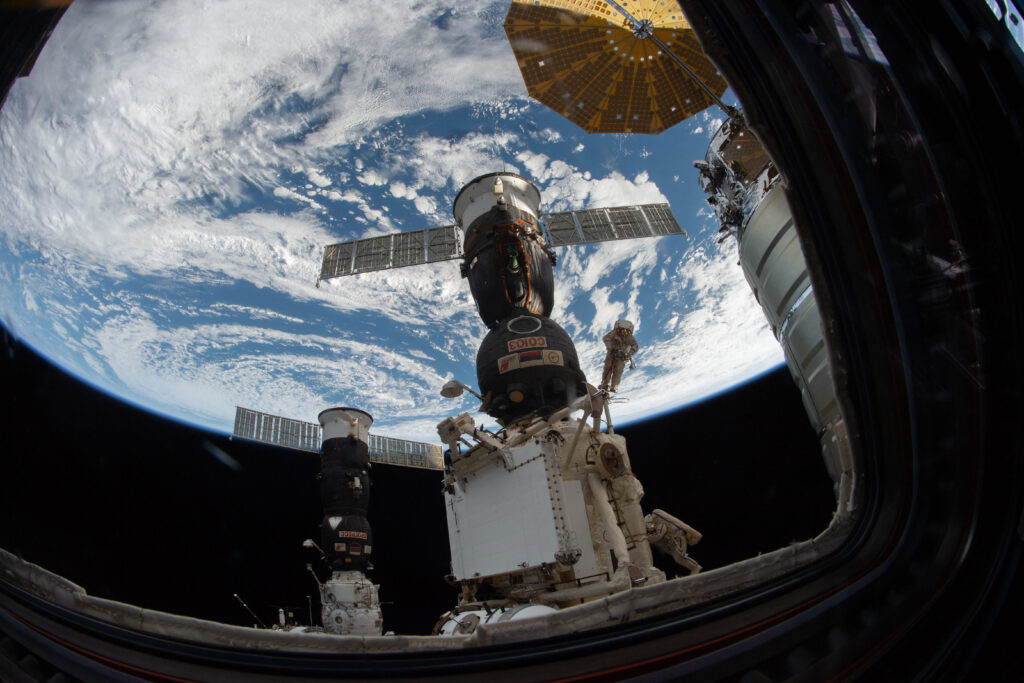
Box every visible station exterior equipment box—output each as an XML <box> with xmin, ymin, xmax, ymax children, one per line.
<box><xmin>444</xmin><ymin>436</ymin><xmax>599</xmax><ymax>583</ymax></box>
<box><xmin>435</xmin><ymin>406</ymin><xmax>685</xmax><ymax>612</ymax></box>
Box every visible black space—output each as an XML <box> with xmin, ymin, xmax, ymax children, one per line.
<box><xmin>619</xmin><ymin>369</ymin><xmax>835</xmax><ymax>574</ymax></box>
<box><xmin>0</xmin><ymin>325</ymin><xmax>834</xmax><ymax>635</ymax></box>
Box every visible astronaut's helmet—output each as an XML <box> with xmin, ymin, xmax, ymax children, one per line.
<box><xmin>614</xmin><ymin>319</ymin><xmax>634</xmax><ymax>333</ymax></box>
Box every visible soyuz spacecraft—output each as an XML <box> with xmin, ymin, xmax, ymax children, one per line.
<box><xmin>6</xmin><ymin>1</ymin><xmax>1011</xmax><ymax>676</ymax></box>
<box><xmin>234</xmin><ymin>172</ymin><xmax>703</xmax><ymax>635</ymax></box>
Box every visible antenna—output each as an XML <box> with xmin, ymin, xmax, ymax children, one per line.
<box><xmin>233</xmin><ymin>593</ymin><xmax>266</xmax><ymax>629</ymax></box>
<box><xmin>305</xmin><ymin>563</ymin><xmax>322</xmax><ymax>587</ymax></box>
<box><xmin>441</xmin><ymin>379</ymin><xmax>484</xmax><ymax>400</ymax></box>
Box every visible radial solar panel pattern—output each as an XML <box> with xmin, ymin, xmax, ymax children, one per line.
<box><xmin>232</xmin><ymin>407</ymin><xmax>445</xmax><ymax>470</ymax></box>
<box><xmin>504</xmin><ymin>0</ymin><xmax>728</xmax><ymax>133</ymax></box>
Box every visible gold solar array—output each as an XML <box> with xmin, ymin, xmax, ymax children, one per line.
<box><xmin>714</xmin><ymin>126</ymin><xmax>774</xmax><ymax>180</ymax></box>
<box><xmin>504</xmin><ymin>0</ymin><xmax>727</xmax><ymax>134</ymax></box>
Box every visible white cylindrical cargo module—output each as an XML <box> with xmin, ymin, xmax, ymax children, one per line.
<box><xmin>698</xmin><ymin>117</ymin><xmax>852</xmax><ymax>501</ymax></box>
<box><xmin>452</xmin><ymin>172</ymin><xmax>542</xmax><ymax>230</ymax></box>
<box><xmin>738</xmin><ymin>186</ymin><xmax>850</xmax><ymax>490</ymax></box>
<box><xmin>318</xmin><ymin>407</ymin><xmax>373</xmax><ymax>445</ymax></box>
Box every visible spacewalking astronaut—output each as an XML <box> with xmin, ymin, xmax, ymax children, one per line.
<box><xmin>600</xmin><ymin>319</ymin><xmax>638</xmax><ymax>392</ymax></box>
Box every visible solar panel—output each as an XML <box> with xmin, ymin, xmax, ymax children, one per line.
<box><xmin>352</xmin><ymin>233</ymin><xmax>393</xmax><ymax>273</ymax></box>
<box><xmin>317</xmin><ymin>206</ymin><xmax>681</xmax><ymax>281</ymax></box>
<box><xmin>392</xmin><ymin>230</ymin><xmax>426</xmax><ymax>269</ymax></box>
<box><xmin>320</xmin><ymin>241</ymin><xmax>355</xmax><ymax>279</ymax></box>
<box><xmin>232</xmin><ymin>407</ymin><xmax>445</xmax><ymax>471</ymax></box>
<box><xmin>641</xmin><ymin>203</ymin><xmax>686</xmax><ymax>236</ymax></box>
<box><xmin>543</xmin><ymin>210</ymin><xmax>584</xmax><ymax>247</ymax></box>
<box><xmin>318</xmin><ymin>225</ymin><xmax>463</xmax><ymax>282</ymax></box>
<box><xmin>425</xmin><ymin>224</ymin><xmax>463</xmax><ymax>262</ymax></box>
<box><xmin>368</xmin><ymin>434</ymin><xmax>445</xmax><ymax>471</ymax></box>
<box><xmin>233</xmin><ymin>406</ymin><xmax>321</xmax><ymax>452</ymax></box>
<box><xmin>504</xmin><ymin>1</ymin><xmax>728</xmax><ymax>134</ymax></box>
<box><xmin>540</xmin><ymin>203</ymin><xmax>685</xmax><ymax>246</ymax></box>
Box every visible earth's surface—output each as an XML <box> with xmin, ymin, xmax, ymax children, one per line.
<box><xmin>0</xmin><ymin>0</ymin><xmax>782</xmax><ymax>443</ymax></box>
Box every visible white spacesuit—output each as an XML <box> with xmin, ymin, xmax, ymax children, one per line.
<box><xmin>600</xmin><ymin>319</ymin><xmax>638</xmax><ymax>392</ymax></box>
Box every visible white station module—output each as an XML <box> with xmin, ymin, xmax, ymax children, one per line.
<box><xmin>434</xmin><ymin>401</ymin><xmax>702</xmax><ymax>634</ymax></box>
<box><xmin>444</xmin><ymin>437</ymin><xmax>598</xmax><ymax>582</ymax></box>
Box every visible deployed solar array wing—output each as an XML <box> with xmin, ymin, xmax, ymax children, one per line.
<box><xmin>318</xmin><ymin>225</ymin><xmax>463</xmax><ymax>282</ymax></box>
<box><xmin>542</xmin><ymin>203</ymin><xmax>685</xmax><ymax>247</ymax></box>
<box><xmin>317</xmin><ymin>203</ymin><xmax>684</xmax><ymax>282</ymax></box>
<box><xmin>504</xmin><ymin>0</ymin><xmax>729</xmax><ymax>134</ymax></box>
<box><xmin>232</xmin><ymin>406</ymin><xmax>445</xmax><ymax>471</ymax></box>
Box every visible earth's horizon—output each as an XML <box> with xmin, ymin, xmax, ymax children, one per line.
<box><xmin>0</xmin><ymin>0</ymin><xmax>784</xmax><ymax>444</ymax></box>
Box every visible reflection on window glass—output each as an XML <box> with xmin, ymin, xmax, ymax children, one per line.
<box><xmin>987</xmin><ymin>0</ymin><xmax>1024</xmax><ymax>53</ymax></box>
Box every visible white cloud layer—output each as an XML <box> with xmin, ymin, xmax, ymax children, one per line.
<box><xmin>0</xmin><ymin>0</ymin><xmax>779</xmax><ymax>445</ymax></box>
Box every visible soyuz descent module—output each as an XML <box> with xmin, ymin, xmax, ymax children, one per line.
<box><xmin>234</xmin><ymin>171</ymin><xmax>704</xmax><ymax>635</ymax></box>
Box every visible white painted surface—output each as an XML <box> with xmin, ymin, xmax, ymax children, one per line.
<box><xmin>453</xmin><ymin>173</ymin><xmax>542</xmax><ymax>230</ymax></box>
<box><xmin>562</xmin><ymin>478</ymin><xmax>600</xmax><ymax>579</ymax></box>
<box><xmin>445</xmin><ymin>440</ymin><xmax>560</xmax><ymax>579</ymax></box>
<box><xmin>318</xmin><ymin>407</ymin><xmax>373</xmax><ymax>443</ymax></box>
